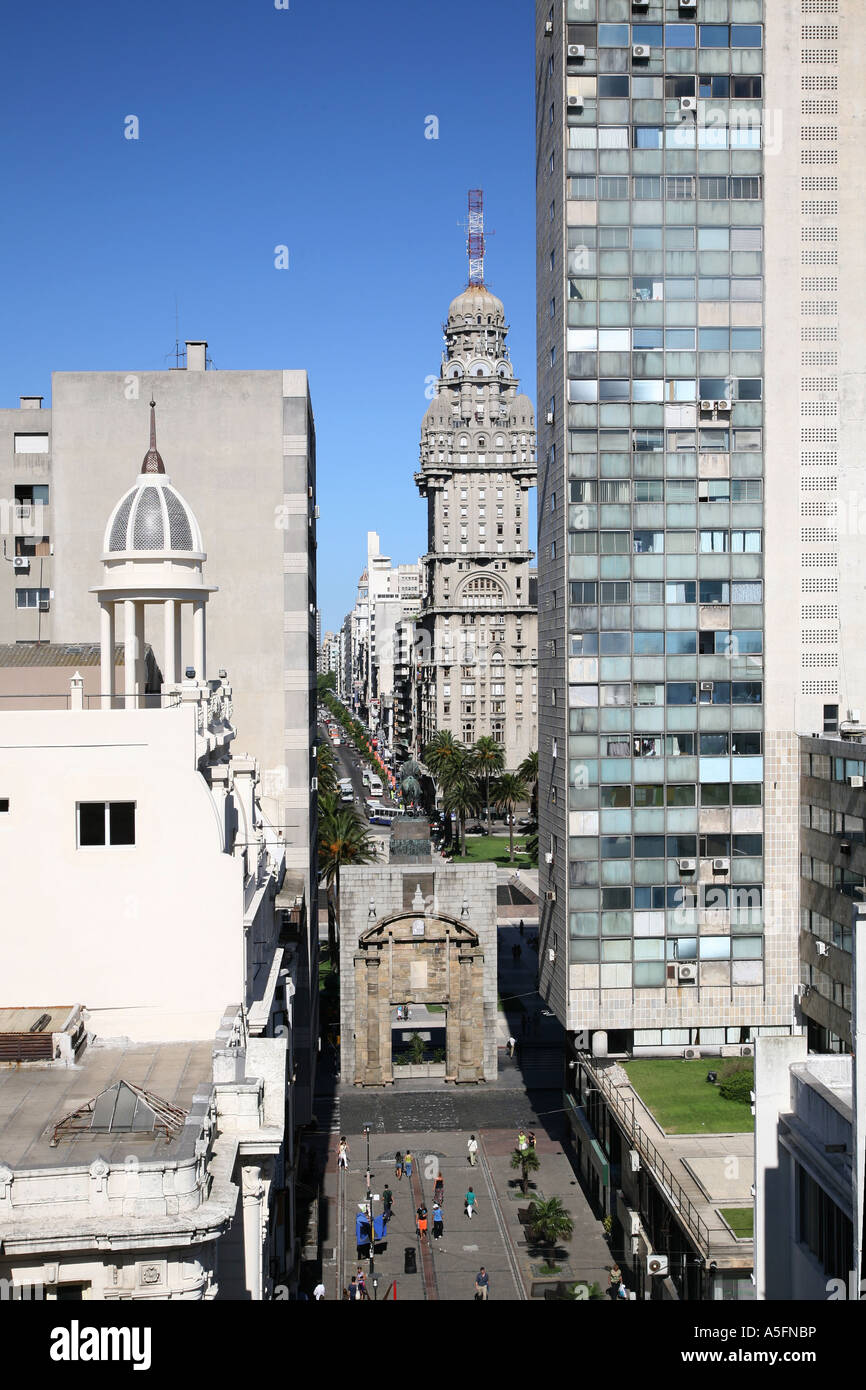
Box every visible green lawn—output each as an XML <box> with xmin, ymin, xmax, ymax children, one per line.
<box><xmin>623</xmin><ymin>1060</ymin><xmax>754</xmax><ymax>1135</ymax></box>
<box><xmin>719</xmin><ymin>1207</ymin><xmax>754</xmax><ymax>1239</ymax></box>
<box><xmin>454</xmin><ymin>835</ymin><xmax>535</xmax><ymax>868</ymax></box>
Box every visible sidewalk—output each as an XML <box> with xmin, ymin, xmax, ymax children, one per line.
<box><xmin>317</xmin><ymin>1124</ymin><xmax>611</xmax><ymax>1301</ymax></box>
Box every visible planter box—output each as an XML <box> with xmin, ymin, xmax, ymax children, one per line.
<box><xmin>400</xmin><ymin>1063</ymin><xmax>447</xmax><ymax>1079</ymax></box>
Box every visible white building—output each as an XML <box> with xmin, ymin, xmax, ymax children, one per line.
<box><xmin>0</xmin><ymin>411</ymin><xmax>301</xmax><ymax>1299</ymax></box>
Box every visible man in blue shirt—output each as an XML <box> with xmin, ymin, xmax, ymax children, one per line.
<box><xmin>474</xmin><ymin>1267</ymin><xmax>489</xmax><ymax>1301</ymax></box>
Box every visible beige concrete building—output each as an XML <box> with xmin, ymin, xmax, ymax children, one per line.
<box><xmin>0</xmin><ymin>346</ymin><xmax>317</xmax><ymax>881</ymax></box>
<box><xmin>415</xmin><ymin>281</ymin><xmax>538</xmax><ymax>769</ymax></box>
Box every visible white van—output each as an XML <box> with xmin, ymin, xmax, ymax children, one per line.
<box><xmin>362</xmin><ymin>770</ymin><xmax>372</xmax><ymax>788</ymax></box>
<box><xmin>369</xmin><ymin>775</ymin><xmax>383</xmax><ymax>798</ymax></box>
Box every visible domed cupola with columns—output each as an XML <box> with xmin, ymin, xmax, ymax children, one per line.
<box><xmin>91</xmin><ymin>401</ymin><xmax>217</xmax><ymax>708</ymax></box>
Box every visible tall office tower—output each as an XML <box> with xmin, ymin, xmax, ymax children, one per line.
<box><xmin>415</xmin><ymin>196</ymin><xmax>538</xmax><ymax>769</ymax></box>
<box><xmin>535</xmin><ymin>1</ymin><xmax>864</xmax><ymax>1057</ymax></box>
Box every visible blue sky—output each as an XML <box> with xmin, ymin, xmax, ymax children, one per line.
<box><xmin>0</xmin><ymin>0</ymin><xmax>538</xmax><ymax>632</ymax></box>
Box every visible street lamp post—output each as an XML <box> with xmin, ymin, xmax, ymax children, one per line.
<box><xmin>363</xmin><ymin>1122</ymin><xmax>375</xmax><ymax>1285</ymax></box>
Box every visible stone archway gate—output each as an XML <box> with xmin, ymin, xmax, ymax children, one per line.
<box><xmin>352</xmin><ymin>911</ymin><xmax>485</xmax><ymax>1086</ymax></box>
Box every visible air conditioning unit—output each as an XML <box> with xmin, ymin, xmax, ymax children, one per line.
<box><xmin>712</xmin><ymin>858</ymin><xmax>730</xmax><ymax>873</ymax></box>
<box><xmin>12</xmin><ymin>556</ymin><xmax>29</xmax><ymax>569</ymax></box>
<box><xmin>699</xmin><ymin>399</ymin><xmax>716</xmax><ymax>412</ymax></box>
<box><xmin>629</xmin><ymin>1211</ymin><xmax>641</xmax><ymax>1236</ymax></box>
<box><xmin>816</xmin><ymin>941</ymin><xmax>829</xmax><ymax>957</ymax></box>
<box><xmin>700</xmin><ymin>680</ymin><xmax>714</xmax><ymax>691</ymax></box>
<box><xmin>629</xmin><ymin>1149</ymin><xmax>641</xmax><ymax>1173</ymax></box>
<box><xmin>632</xmin><ymin>44</ymin><xmax>651</xmax><ymax>59</ymax></box>
<box><xmin>633</xmin><ymin>0</ymin><xmax>649</xmax><ymax>8</ymax></box>
<box><xmin>677</xmin><ymin>858</ymin><xmax>696</xmax><ymax>873</ymax></box>
<box><xmin>683</xmin><ymin>1044</ymin><xmax>701</xmax><ymax>1057</ymax></box>
<box><xmin>716</xmin><ymin>399</ymin><xmax>732</xmax><ymax>413</ymax></box>
<box><xmin>848</xmin><ymin>775</ymin><xmax>864</xmax><ymax>788</ymax></box>
<box><xmin>567</xmin><ymin>95</ymin><xmax>584</xmax><ymax>110</ymax></box>
<box><xmin>680</xmin><ymin>97</ymin><xmax>697</xmax><ymax>112</ymax></box>
<box><xmin>545</xmin><ymin>889</ymin><xmax>557</xmax><ymax>902</ymax></box>
<box><xmin>544</xmin><ymin>851</ymin><xmax>554</xmax><ymax>865</ymax></box>
<box><xmin>680</xmin><ymin>0</ymin><xmax>696</xmax><ymax>8</ymax></box>
<box><xmin>567</xmin><ymin>44</ymin><xmax>585</xmax><ymax>59</ymax></box>
<box><xmin>546</xmin><ymin>411</ymin><xmax>555</xmax><ymax>425</ymax></box>
<box><xmin>544</xmin><ymin>19</ymin><xmax>553</xmax><ymax>34</ymax></box>
<box><xmin>677</xmin><ymin>965</ymin><xmax>697</xmax><ymax>986</ymax></box>
<box><xmin>38</xmin><ymin>599</ymin><xmax>50</xmax><ymax>611</ymax></box>
<box><xmin>739</xmin><ymin>1045</ymin><xmax>754</xmax><ymax>1057</ymax></box>
<box><xmin>548</xmin><ymin>947</ymin><xmax>556</xmax><ymax>963</ymax></box>
<box><xmin>647</xmin><ymin>1253</ymin><xmax>669</xmax><ymax>1277</ymax></box>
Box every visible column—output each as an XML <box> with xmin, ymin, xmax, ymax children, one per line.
<box><xmin>240</xmin><ymin>1165</ymin><xmax>264</xmax><ymax>1301</ymax></box>
<box><xmin>163</xmin><ymin>599</ymin><xmax>176</xmax><ymax>686</ymax></box>
<box><xmin>173</xmin><ymin>601</ymin><xmax>183</xmax><ymax>681</ymax></box>
<box><xmin>193</xmin><ymin>600</ymin><xmax>206</xmax><ymax>682</ymax></box>
<box><xmin>123</xmin><ymin>599</ymin><xmax>137</xmax><ymax>708</ymax></box>
<box><xmin>364</xmin><ymin>956</ymin><xmax>381</xmax><ymax>1086</ymax></box>
<box><xmin>99</xmin><ymin>602</ymin><xmax>115</xmax><ymax>710</ymax></box>
<box><xmin>134</xmin><ymin>603</ymin><xmax>146</xmax><ymax>701</ymax></box>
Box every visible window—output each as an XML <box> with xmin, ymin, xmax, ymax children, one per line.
<box><xmin>0</xmin><ymin>799</ymin><xmax>9</xmax><ymax>814</ymax></box>
<box><xmin>77</xmin><ymin>801</ymin><xmax>136</xmax><ymax>848</ymax></box>
<box><xmin>699</xmin><ymin>25</ymin><xmax>729</xmax><ymax>47</ymax></box>
<box><xmin>665</xmin><ymin>25</ymin><xmax>696</xmax><ymax>48</ymax></box>
<box><xmin>15</xmin><ymin>589</ymin><xmax>50</xmax><ymax>609</ymax></box>
<box><xmin>634</xmin><ymin>127</ymin><xmax>663</xmax><ymax>149</ymax></box>
<box><xmin>699</xmin><ymin>75</ymin><xmax>729</xmax><ymax>99</ymax></box>
<box><xmin>731</xmin><ymin>25</ymin><xmax>762</xmax><ymax>47</ymax></box>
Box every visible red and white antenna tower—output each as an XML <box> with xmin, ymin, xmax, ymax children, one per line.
<box><xmin>467</xmin><ymin>189</ymin><xmax>485</xmax><ymax>285</ymax></box>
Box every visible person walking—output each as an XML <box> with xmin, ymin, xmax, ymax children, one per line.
<box><xmin>432</xmin><ymin>1202</ymin><xmax>444</xmax><ymax>1241</ymax></box>
<box><xmin>464</xmin><ymin>1186</ymin><xmax>477</xmax><ymax>1219</ymax></box>
<box><xmin>607</xmin><ymin>1263</ymin><xmax>622</xmax><ymax>1301</ymax></box>
<box><xmin>433</xmin><ymin>1173</ymin><xmax>444</xmax><ymax>1205</ymax></box>
<box><xmin>519</xmin><ymin>918</ymin><xmax>525</xmax><ymax>936</ymax></box>
<box><xmin>527</xmin><ymin>1130</ymin><xmax>537</xmax><ymax>1150</ymax></box>
<box><xmin>517</xmin><ymin>1129</ymin><xmax>528</xmax><ymax>1152</ymax></box>
<box><xmin>416</xmin><ymin>1206</ymin><xmax>428</xmax><ymax>1243</ymax></box>
<box><xmin>395</xmin><ymin>1150</ymin><xmax>404</xmax><ymax>1181</ymax></box>
<box><xmin>313</xmin><ymin>1281</ymin><xmax>325</xmax><ymax>1301</ymax></box>
<box><xmin>382</xmin><ymin>1184</ymin><xmax>394</xmax><ymax>1216</ymax></box>
<box><xmin>356</xmin><ymin>1268</ymin><xmax>369</xmax><ymax>1300</ymax></box>
<box><xmin>467</xmin><ymin>1134</ymin><xmax>478</xmax><ymax>1166</ymax></box>
<box><xmin>506</xmin><ymin>1035</ymin><xmax>516</xmax><ymax>1058</ymax></box>
<box><xmin>337</xmin><ymin>1137</ymin><xmax>349</xmax><ymax>1170</ymax></box>
<box><xmin>404</xmin><ymin>1150</ymin><xmax>414</xmax><ymax>1179</ymax></box>
<box><xmin>348</xmin><ymin>1277</ymin><xmax>358</xmax><ymax>1301</ymax></box>
<box><xmin>474</xmin><ymin>1267</ymin><xmax>490</xmax><ymax>1301</ymax></box>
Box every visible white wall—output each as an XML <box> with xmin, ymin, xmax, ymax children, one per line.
<box><xmin>0</xmin><ymin>704</ymin><xmax>243</xmax><ymax>1040</ymax></box>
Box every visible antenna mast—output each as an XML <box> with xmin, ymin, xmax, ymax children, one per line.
<box><xmin>467</xmin><ymin>189</ymin><xmax>485</xmax><ymax>286</ymax></box>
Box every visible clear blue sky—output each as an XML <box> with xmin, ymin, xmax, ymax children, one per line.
<box><xmin>0</xmin><ymin>0</ymin><xmax>538</xmax><ymax>633</ymax></box>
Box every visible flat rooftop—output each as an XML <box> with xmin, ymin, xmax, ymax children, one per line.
<box><xmin>0</xmin><ymin>1006</ymin><xmax>76</xmax><ymax>1033</ymax></box>
<box><xmin>0</xmin><ymin>1039</ymin><xmax>213</xmax><ymax>1169</ymax></box>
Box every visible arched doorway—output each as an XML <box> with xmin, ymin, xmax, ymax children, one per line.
<box><xmin>352</xmin><ymin>911</ymin><xmax>485</xmax><ymax>1085</ymax></box>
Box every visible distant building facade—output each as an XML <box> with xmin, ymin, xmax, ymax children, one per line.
<box><xmin>414</xmin><ymin>283</ymin><xmax>538</xmax><ymax>768</ymax></box>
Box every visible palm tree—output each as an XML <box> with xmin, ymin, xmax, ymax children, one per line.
<box><xmin>518</xmin><ymin>750</ymin><xmax>539</xmax><ymax>821</ymax></box>
<box><xmin>441</xmin><ymin>756</ymin><xmax>481</xmax><ymax>857</ymax></box>
<box><xmin>510</xmin><ymin>1145</ymin><xmax>541</xmax><ymax>1196</ymax></box>
<box><xmin>423</xmin><ymin>730</ymin><xmax>464</xmax><ymax>786</ymax></box>
<box><xmin>316</xmin><ymin>739</ymin><xmax>338</xmax><ymax>798</ymax></box>
<box><xmin>472</xmin><ymin>735</ymin><xmax>504</xmax><ymax>832</ymax></box>
<box><xmin>526</xmin><ymin>1196</ymin><xmax>574</xmax><ymax>1268</ymax></box>
<box><xmin>318</xmin><ymin>803</ymin><xmax>378</xmax><ymax>964</ymax></box>
<box><xmin>493</xmin><ymin>772</ymin><xmax>530</xmax><ymax>863</ymax></box>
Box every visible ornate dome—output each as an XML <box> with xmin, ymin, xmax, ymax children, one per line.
<box><xmin>447</xmin><ymin>283</ymin><xmax>505</xmax><ymax>326</ymax></box>
<box><xmin>102</xmin><ymin>402</ymin><xmax>204</xmax><ymax>557</ymax></box>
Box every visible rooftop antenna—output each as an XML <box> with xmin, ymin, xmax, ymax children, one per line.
<box><xmin>167</xmin><ymin>295</ymin><xmax>185</xmax><ymax>368</ymax></box>
<box><xmin>460</xmin><ymin>189</ymin><xmax>495</xmax><ymax>288</ymax></box>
